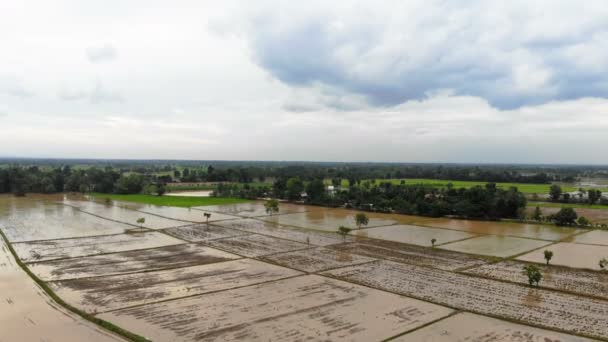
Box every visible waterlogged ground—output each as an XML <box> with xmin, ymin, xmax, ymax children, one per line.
<box><xmin>2</xmin><ymin>195</ymin><xmax>606</xmax><ymax>341</ymax></box>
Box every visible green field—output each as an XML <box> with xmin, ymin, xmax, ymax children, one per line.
<box><xmin>528</xmin><ymin>201</ymin><xmax>608</xmax><ymax>210</ymax></box>
<box><xmin>332</xmin><ymin>178</ymin><xmax>588</xmax><ymax>194</ymax></box>
<box><xmin>90</xmin><ymin>193</ymin><xmax>249</xmax><ymax>208</ymax></box>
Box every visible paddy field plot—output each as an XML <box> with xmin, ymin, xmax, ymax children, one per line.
<box><xmin>261</xmin><ymin>246</ymin><xmax>377</xmax><ymax>272</ymax></box>
<box><xmin>564</xmin><ymin>229</ymin><xmax>608</xmax><ymax>245</ymax></box>
<box><xmin>438</xmin><ymin>235</ymin><xmax>551</xmax><ymax>257</ymax></box>
<box><xmin>137</xmin><ymin>205</ymin><xmax>239</xmax><ymax>223</ymax></box>
<box><xmin>0</xmin><ymin>201</ymin><xmax>131</xmax><ymax>242</ymax></box>
<box><xmin>323</xmin><ymin>260</ymin><xmax>608</xmax><ymax>340</ymax></box>
<box><xmin>215</xmin><ymin>218</ymin><xmax>349</xmax><ymax>245</ymax></box>
<box><xmin>13</xmin><ymin>231</ymin><xmax>183</xmax><ymax>262</ymax></box>
<box><xmin>329</xmin><ymin>239</ymin><xmax>489</xmax><ymax>271</ymax></box>
<box><xmin>354</xmin><ymin>224</ymin><xmax>477</xmax><ymax>247</ymax></box>
<box><xmin>465</xmin><ymin>260</ymin><xmax>608</xmax><ymax>300</ymax></box>
<box><xmin>28</xmin><ymin>243</ymin><xmax>239</xmax><ymax>281</ymax></box>
<box><xmin>205</xmin><ymin>233</ymin><xmax>311</xmax><ymax>257</ymax></box>
<box><xmin>195</xmin><ymin>201</ymin><xmax>309</xmax><ymax>217</ymax></box>
<box><xmin>393</xmin><ymin>312</ymin><xmax>595</xmax><ymax>342</ymax></box>
<box><xmin>163</xmin><ymin>224</ymin><xmax>250</xmax><ymax>242</ymax></box>
<box><xmin>517</xmin><ymin>242</ymin><xmax>608</xmax><ymax>270</ymax></box>
<box><xmin>98</xmin><ymin>275</ymin><xmax>453</xmax><ymax>342</ymax></box>
<box><xmin>0</xmin><ymin>235</ymin><xmax>124</xmax><ymax>341</ymax></box>
<box><xmin>261</xmin><ymin>207</ymin><xmax>398</xmax><ymax>231</ymax></box>
<box><xmin>50</xmin><ymin>259</ymin><xmax>301</xmax><ymax>313</ymax></box>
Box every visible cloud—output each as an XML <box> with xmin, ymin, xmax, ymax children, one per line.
<box><xmin>58</xmin><ymin>82</ymin><xmax>124</xmax><ymax>104</ymax></box>
<box><xmin>86</xmin><ymin>43</ymin><xmax>117</xmax><ymax>63</ymax></box>
<box><xmin>0</xmin><ymin>74</ymin><xmax>34</xmax><ymax>97</ymax></box>
<box><xmin>233</xmin><ymin>1</ymin><xmax>608</xmax><ymax>110</ymax></box>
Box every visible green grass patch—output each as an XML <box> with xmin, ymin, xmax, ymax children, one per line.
<box><xmin>90</xmin><ymin>193</ymin><xmax>249</xmax><ymax>207</ymax></box>
<box><xmin>0</xmin><ymin>229</ymin><xmax>148</xmax><ymax>342</ymax></box>
<box><xmin>528</xmin><ymin>201</ymin><xmax>608</xmax><ymax>210</ymax></box>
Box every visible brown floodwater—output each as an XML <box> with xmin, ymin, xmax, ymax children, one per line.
<box><xmin>99</xmin><ymin>274</ymin><xmax>452</xmax><ymax>342</ymax></box>
<box><xmin>0</xmin><ymin>235</ymin><xmax>124</xmax><ymax>341</ymax></box>
<box><xmin>517</xmin><ymin>242</ymin><xmax>608</xmax><ymax>270</ymax></box>
<box><xmin>564</xmin><ymin>230</ymin><xmax>608</xmax><ymax>246</ymax></box>
<box><xmin>261</xmin><ymin>207</ymin><xmax>398</xmax><ymax>231</ymax></box>
<box><xmin>51</xmin><ymin>259</ymin><xmax>302</xmax><ymax>313</ymax></box>
<box><xmin>195</xmin><ymin>201</ymin><xmax>309</xmax><ymax>217</ymax></box>
<box><xmin>355</xmin><ymin>224</ymin><xmax>477</xmax><ymax>247</ymax></box>
<box><xmin>13</xmin><ymin>231</ymin><xmax>184</xmax><ymax>262</ymax></box>
<box><xmin>393</xmin><ymin>312</ymin><xmax>594</xmax><ymax>341</ymax></box>
<box><xmin>438</xmin><ymin>235</ymin><xmax>552</xmax><ymax>257</ymax></box>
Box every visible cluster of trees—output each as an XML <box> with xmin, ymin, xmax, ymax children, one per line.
<box><xmin>217</xmin><ymin>179</ymin><xmax>527</xmax><ymax>220</ymax></box>
<box><xmin>549</xmin><ymin>185</ymin><xmax>606</xmax><ymax>205</ymax></box>
<box><xmin>0</xmin><ymin>166</ymin><xmax>165</xmax><ymax>195</ymax></box>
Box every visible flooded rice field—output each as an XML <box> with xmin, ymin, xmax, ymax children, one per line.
<box><xmin>323</xmin><ymin>260</ymin><xmax>608</xmax><ymax>339</ymax></box>
<box><xmin>261</xmin><ymin>207</ymin><xmax>398</xmax><ymax>231</ymax></box>
<box><xmin>0</xmin><ymin>235</ymin><xmax>124</xmax><ymax>341</ymax></box>
<box><xmin>565</xmin><ymin>229</ymin><xmax>608</xmax><ymax>245</ymax></box>
<box><xmin>13</xmin><ymin>231</ymin><xmax>184</xmax><ymax>262</ymax></box>
<box><xmin>261</xmin><ymin>246</ymin><xmax>377</xmax><ymax>273</ymax></box>
<box><xmin>29</xmin><ymin>244</ymin><xmax>240</xmax><ymax>281</ymax></box>
<box><xmin>215</xmin><ymin>218</ymin><xmax>350</xmax><ymax>245</ymax></box>
<box><xmin>51</xmin><ymin>259</ymin><xmax>301</xmax><ymax>313</ymax></box>
<box><xmin>204</xmin><ymin>233</ymin><xmax>311</xmax><ymax>257</ymax></box>
<box><xmin>137</xmin><ymin>205</ymin><xmax>239</xmax><ymax>223</ymax></box>
<box><xmin>517</xmin><ymin>242</ymin><xmax>608</xmax><ymax>270</ymax></box>
<box><xmin>355</xmin><ymin>224</ymin><xmax>477</xmax><ymax>247</ymax></box>
<box><xmin>438</xmin><ymin>235</ymin><xmax>552</xmax><ymax>257</ymax></box>
<box><xmin>392</xmin><ymin>312</ymin><xmax>595</xmax><ymax>342</ymax></box>
<box><xmin>195</xmin><ymin>201</ymin><xmax>309</xmax><ymax>217</ymax></box>
<box><xmin>98</xmin><ymin>275</ymin><xmax>453</xmax><ymax>342</ymax></box>
<box><xmin>465</xmin><ymin>260</ymin><xmax>608</xmax><ymax>300</ymax></box>
<box><xmin>164</xmin><ymin>224</ymin><xmax>251</xmax><ymax>242</ymax></box>
<box><xmin>532</xmin><ymin>206</ymin><xmax>608</xmax><ymax>224</ymax></box>
<box><xmin>330</xmin><ymin>239</ymin><xmax>489</xmax><ymax>271</ymax></box>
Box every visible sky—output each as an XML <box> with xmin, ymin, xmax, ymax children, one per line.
<box><xmin>1</xmin><ymin>0</ymin><xmax>607</xmax><ymax>164</ymax></box>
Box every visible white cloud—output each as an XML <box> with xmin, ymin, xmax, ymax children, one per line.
<box><xmin>86</xmin><ymin>43</ymin><xmax>117</xmax><ymax>63</ymax></box>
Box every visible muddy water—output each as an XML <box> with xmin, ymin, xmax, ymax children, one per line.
<box><xmin>532</xmin><ymin>206</ymin><xmax>608</xmax><ymax>224</ymax></box>
<box><xmin>355</xmin><ymin>224</ymin><xmax>477</xmax><ymax>247</ymax></box>
<box><xmin>196</xmin><ymin>201</ymin><xmax>309</xmax><ymax>217</ymax></box>
<box><xmin>517</xmin><ymin>242</ymin><xmax>608</xmax><ymax>270</ymax></box>
<box><xmin>0</xmin><ymin>195</ymin><xmax>131</xmax><ymax>242</ymax></box>
<box><xmin>29</xmin><ymin>244</ymin><xmax>240</xmax><ymax>281</ymax></box>
<box><xmin>0</xmin><ymin>235</ymin><xmax>124</xmax><ymax>341</ymax></box>
<box><xmin>138</xmin><ymin>205</ymin><xmax>239</xmax><ymax>223</ymax></box>
<box><xmin>99</xmin><ymin>275</ymin><xmax>453</xmax><ymax>342</ymax></box>
<box><xmin>52</xmin><ymin>259</ymin><xmax>302</xmax><ymax>313</ymax></box>
<box><xmin>439</xmin><ymin>235</ymin><xmax>551</xmax><ymax>257</ymax></box>
<box><xmin>216</xmin><ymin>218</ymin><xmax>350</xmax><ymax>246</ymax></box>
<box><xmin>13</xmin><ymin>231</ymin><xmax>184</xmax><ymax>262</ymax></box>
<box><xmin>262</xmin><ymin>207</ymin><xmax>398</xmax><ymax>231</ymax></box>
<box><xmin>565</xmin><ymin>230</ymin><xmax>608</xmax><ymax>245</ymax></box>
<box><xmin>393</xmin><ymin>312</ymin><xmax>594</xmax><ymax>341</ymax></box>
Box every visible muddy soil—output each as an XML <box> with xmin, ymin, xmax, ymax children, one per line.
<box><xmin>99</xmin><ymin>275</ymin><xmax>453</xmax><ymax>342</ymax></box>
<box><xmin>137</xmin><ymin>205</ymin><xmax>239</xmax><ymax>223</ymax></box>
<box><xmin>323</xmin><ymin>260</ymin><xmax>608</xmax><ymax>340</ymax></box>
<box><xmin>205</xmin><ymin>233</ymin><xmax>311</xmax><ymax>257</ymax></box>
<box><xmin>439</xmin><ymin>235</ymin><xmax>552</xmax><ymax>257</ymax></box>
<box><xmin>329</xmin><ymin>239</ymin><xmax>489</xmax><ymax>271</ymax></box>
<box><xmin>28</xmin><ymin>243</ymin><xmax>240</xmax><ymax>281</ymax></box>
<box><xmin>0</xmin><ymin>235</ymin><xmax>124</xmax><ymax>341</ymax></box>
<box><xmin>393</xmin><ymin>312</ymin><xmax>595</xmax><ymax>341</ymax></box>
<box><xmin>215</xmin><ymin>218</ymin><xmax>350</xmax><ymax>246</ymax></box>
<box><xmin>51</xmin><ymin>259</ymin><xmax>301</xmax><ymax>313</ymax></box>
<box><xmin>163</xmin><ymin>224</ymin><xmax>250</xmax><ymax>242</ymax></box>
<box><xmin>261</xmin><ymin>246</ymin><xmax>377</xmax><ymax>273</ymax></box>
<box><xmin>465</xmin><ymin>260</ymin><xmax>608</xmax><ymax>300</ymax></box>
<box><xmin>13</xmin><ymin>231</ymin><xmax>183</xmax><ymax>262</ymax></box>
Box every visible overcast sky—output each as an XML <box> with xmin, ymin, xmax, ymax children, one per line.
<box><xmin>1</xmin><ymin>1</ymin><xmax>607</xmax><ymax>163</ymax></box>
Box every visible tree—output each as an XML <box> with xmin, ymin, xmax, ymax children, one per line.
<box><xmin>286</xmin><ymin>177</ymin><xmax>304</xmax><ymax>201</ymax></box>
<box><xmin>264</xmin><ymin>199</ymin><xmax>279</xmax><ymax>215</ymax></box>
<box><xmin>532</xmin><ymin>206</ymin><xmax>542</xmax><ymax>221</ymax></box>
<box><xmin>337</xmin><ymin>226</ymin><xmax>352</xmax><ymax>242</ymax></box>
<box><xmin>551</xmin><ymin>207</ymin><xmax>578</xmax><ymax>226</ymax></box>
<box><xmin>355</xmin><ymin>213</ymin><xmax>369</xmax><ymax>229</ymax></box>
<box><xmin>588</xmin><ymin>189</ymin><xmax>602</xmax><ymax>205</ymax></box>
<box><xmin>203</xmin><ymin>212</ymin><xmax>211</xmax><ymax>223</ymax></box>
<box><xmin>577</xmin><ymin>216</ymin><xmax>590</xmax><ymax>226</ymax></box>
<box><xmin>600</xmin><ymin>258</ymin><xmax>608</xmax><ymax>270</ymax></box>
<box><xmin>523</xmin><ymin>264</ymin><xmax>542</xmax><ymax>287</ymax></box>
<box><xmin>156</xmin><ymin>184</ymin><xmax>166</xmax><ymax>196</ymax></box>
<box><xmin>136</xmin><ymin>217</ymin><xmax>145</xmax><ymax>231</ymax></box>
<box><xmin>543</xmin><ymin>250</ymin><xmax>553</xmax><ymax>265</ymax></box>
<box><xmin>549</xmin><ymin>185</ymin><xmax>562</xmax><ymax>202</ymax></box>
<box><xmin>431</xmin><ymin>238</ymin><xmax>437</xmax><ymax>247</ymax></box>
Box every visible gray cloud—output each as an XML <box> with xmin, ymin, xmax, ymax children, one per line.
<box><xmin>86</xmin><ymin>43</ymin><xmax>117</xmax><ymax>63</ymax></box>
<box><xmin>238</xmin><ymin>1</ymin><xmax>608</xmax><ymax>110</ymax></box>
